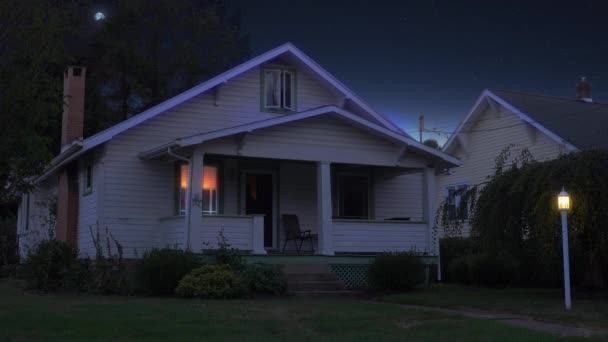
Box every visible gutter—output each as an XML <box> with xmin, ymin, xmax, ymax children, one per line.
<box><xmin>35</xmin><ymin>141</ymin><xmax>84</xmax><ymax>183</ymax></box>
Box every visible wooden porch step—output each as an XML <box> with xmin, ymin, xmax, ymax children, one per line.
<box><xmin>285</xmin><ymin>273</ymin><xmax>338</xmax><ymax>282</ymax></box>
<box><xmin>288</xmin><ymin>280</ymin><xmax>345</xmax><ymax>291</ymax></box>
<box><xmin>282</xmin><ymin>264</ymin><xmax>333</xmax><ymax>274</ymax></box>
<box><xmin>290</xmin><ymin>290</ymin><xmax>363</xmax><ymax>298</ymax></box>
<box><xmin>281</xmin><ymin>263</ymin><xmax>350</xmax><ymax>294</ymax></box>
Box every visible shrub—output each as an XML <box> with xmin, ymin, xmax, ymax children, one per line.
<box><xmin>88</xmin><ymin>226</ymin><xmax>131</xmax><ymax>294</ymax></box>
<box><xmin>19</xmin><ymin>239</ymin><xmax>78</xmax><ymax>292</ymax></box>
<box><xmin>204</xmin><ymin>231</ymin><xmax>246</xmax><ymax>272</ymax></box>
<box><xmin>368</xmin><ymin>252</ymin><xmax>425</xmax><ymax>290</ymax></box>
<box><xmin>136</xmin><ymin>248</ymin><xmax>201</xmax><ymax>295</ymax></box>
<box><xmin>447</xmin><ymin>254</ymin><xmax>474</xmax><ymax>284</ymax></box>
<box><xmin>449</xmin><ymin>252</ymin><xmax>519</xmax><ymax>287</ymax></box>
<box><xmin>471</xmin><ymin>252</ymin><xmax>519</xmax><ymax>287</ymax></box>
<box><xmin>440</xmin><ymin>237</ymin><xmax>476</xmax><ymax>282</ymax></box>
<box><xmin>243</xmin><ymin>263</ymin><xmax>287</xmax><ymax>295</ymax></box>
<box><xmin>176</xmin><ymin>264</ymin><xmax>247</xmax><ymax>299</ymax></box>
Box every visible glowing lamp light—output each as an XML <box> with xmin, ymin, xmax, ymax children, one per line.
<box><xmin>202</xmin><ymin>166</ymin><xmax>217</xmax><ymax>190</ymax></box>
<box><xmin>179</xmin><ymin>165</ymin><xmax>217</xmax><ymax>190</ymax></box>
<box><xmin>558</xmin><ymin>188</ymin><xmax>570</xmax><ymax>211</ymax></box>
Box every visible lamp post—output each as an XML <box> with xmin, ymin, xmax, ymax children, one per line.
<box><xmin>557</xmin><ymin>187</ymin><xmax>571</xmax><ymax>310</ymax></box>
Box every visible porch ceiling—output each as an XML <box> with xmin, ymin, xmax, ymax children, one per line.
<box><xmin>138</xmin><ymin>105</ymin><xmax>460</xmax><ymax>167</ymax></box>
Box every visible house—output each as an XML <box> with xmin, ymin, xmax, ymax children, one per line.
<box><xmin>16</xmin><ymin>43</ymin><xmax>460</xmax><ymax>261</ymax></box>
<box><xmin>438</xmin><ymin>79</ymin><xmax>608</xmax><ymax>236</ymax></box>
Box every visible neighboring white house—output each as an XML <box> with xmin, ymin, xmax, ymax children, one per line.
<box><xmin>17</xmin><ymin>43</ymin><xmax>460</xmax><ymax>259</ymax></box>
<box><xmin>438</xmin><ymin>82</ymin><xmax>608</xmax><ymax>236</ymax></box>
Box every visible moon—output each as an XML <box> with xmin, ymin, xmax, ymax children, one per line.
<box><xmin>94</xmin><ymin>12</ymin><xmax>105</xmax><ymax>21</ymax></box>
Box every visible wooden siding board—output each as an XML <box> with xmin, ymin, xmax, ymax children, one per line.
<box><xmin>332</xmin><ymin>221</ymin><xmax>428</xmax><ymax>253</ymax></box>
<box><xmin>438</xmin><ymin>106</ymin><xmax>563</xmax><ymax>236</ymax></box>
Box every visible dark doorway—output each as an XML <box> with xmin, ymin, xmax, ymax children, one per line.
<box><xmin>245</xmin><ymin>173</ymin><xmax>274</xmax><ymax>247</ymax></box>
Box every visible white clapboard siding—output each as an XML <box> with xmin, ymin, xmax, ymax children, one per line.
<box><xmin>438</xmin><ymin>105</ymin><xmax>563</xmax><ymax>236</ymax></box>
<box><xmin>160</xmin><ymin>216</ymin><xmax>185</xmax><ymax>249</ymax></box>
<box><xmin>333</xmin><ymin>221</ymin><xmax>429</xmax><ymax>253</ymax></box>
<box><xmin>76</xmin><ymin>154</ymin><xmax>101</xmax><ymax>258</ymax></box>
<box><xmin>374</xmin><ymin>169</ymin><xmax>424</xmax><ymax>221</ymax></box>
<box><xmin>202</xmin><ymin>115</ymin><xmax>427</xmax><ymax>167</ymax></box>
<box><xmin>18</xmin><ymin>180</ymin><xmax>57</xmax><ymax>257</ymax></box>
<box><xmin>191</xmin><ymin>216</ymin><xmax>254</xmax><ymax>252</ymax></box>
<box><xmin>100</xmin><ymin>64</ymin><xmax>342</xmax><ymax>254</ymax></box>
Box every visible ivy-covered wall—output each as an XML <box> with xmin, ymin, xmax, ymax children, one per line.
<box><xmin>438</xmin><ymin>148</ymin><xmax>608</xmax><ymax>289</ymax></box>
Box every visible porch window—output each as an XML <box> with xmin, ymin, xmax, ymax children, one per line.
<box><xmin>262</xmin><ymin>68</ymin><xmax>295</xmax><ymax>111</ymax></box>
<box><xmin>446</xmin><ymin>184</ymin><xmax>469</xmax><ymax>221</ymax></box>
<box><xmin>337</xmin><ymin>173</ymin><xmax>370</xmax><ymax>218</ymax></box>
<box><xmin>176</xmin><ymin>164</ymin><xmax>219</xmax><ymax>215</ymax></box>
<box><xmin>202</xmin><ymin>166</ymin><xmax>218</xmax><ymax>215</ymax></box>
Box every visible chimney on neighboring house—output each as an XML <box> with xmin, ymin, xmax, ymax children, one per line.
<box><xmin>576</xmin><ymin>76</ymin><xmax>593</xmax><ymax>102</ymax></box>
<box><xmin>61</xmin><ymin>66</ymin><xmax>86</xmax><ymax>148</ymax></box>
<box><xmin>56</xmin><ymin>66</ymin><xmax>86</xmax><ymax>246</ymax></box>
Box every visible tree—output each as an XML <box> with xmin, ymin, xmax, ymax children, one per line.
<box><xmin>423</xmin><ymin>139</ymin><xmax>440</xmax><ymax>150</ymax></box>
<box><xmin>0</xmin><ymin>0</ymin><xmax>79</xmax><ymax>200</ymax></box>
<box><xmin>84</xmin><ymin>0</ymin><xmax>249</xmax><ymax>131</ymax></box>
<box><xmin>0</xmin><ymin>0</ymin><xmax>249</xmax><ymax>201</ymax></box>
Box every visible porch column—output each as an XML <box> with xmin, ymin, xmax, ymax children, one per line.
<box><xmin>186</xmin><ymin>149</ymin><xmax>204</xmax><ymax>250</ymax></box>
<box><xmin>422</xmin><ymin>167</ymin><xmax>439</xmax><ymax>278</ymax></box>
<box><xmin>316</xmin><ymin>161</ymin><xmax>334</xmax><ymax>255</ymax></box>
<box><xmin>251</xmin><ymin>214</ymin><xmax>267</xmax><ymax>255</ymax></box>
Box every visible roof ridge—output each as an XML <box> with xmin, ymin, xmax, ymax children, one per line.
<box><xmin>489</xmin><ymin>88</ymin><xmax>608</xmax><ymax>106</ymax></box>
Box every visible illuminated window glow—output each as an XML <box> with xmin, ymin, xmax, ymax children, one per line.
<box><xmin>177</xmin><ymin>164</ymin><xmax>219</xmax><ymax>215</ymax></box>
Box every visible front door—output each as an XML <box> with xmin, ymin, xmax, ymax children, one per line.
<box><xmin>244</xmin><ymin>173</ymin><xmax>274</xmax><ymax>248</ymax></box>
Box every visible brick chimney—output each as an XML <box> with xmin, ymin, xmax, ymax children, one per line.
<box><xmin>61</xmin><ymin>66</ymin><xmax>86</xmax><ymax>148</ymax></box>
<box><xmin>56</xmin><ymin>66</ymin><xmax>86</xmax><ymax>246</ymax></box>
<box><xmin>576</xmin><ymin>77</ymin><xmax>592</xmax><ymax>103</ymax></box>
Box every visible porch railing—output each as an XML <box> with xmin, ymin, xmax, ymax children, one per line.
<box><xmin>332</xmin><ymin>219</ymin><xmax>429</xmax><ymax>254</ymax></box>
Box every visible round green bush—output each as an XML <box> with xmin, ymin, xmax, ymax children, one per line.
<box><xmin>447</xmin><ymin>254</ymin><xmax>473</xmax><ymax>284</ymax></box>
<box><xmin>136</xmin><ymin>248</ymin><xmax>201</xmax><ymax>295</ymax></box>
<box><xmin>243</xmin><ymin>263</ymin><xmax>287</xmax><ymax>295</ymax></box>
<box><xmin>368</xmin><ymin>252</ymin><xmax>425</xmax><ymax>291</ymax></box>
<box><xmin>176</xmin><ymin>264</ymin><xmax>247</xmax><ymax>299</ymax></box>
<box><xmin>448</xmin><ymin>252</ymin><xmax>519</xmax><ymax>287</ymax></box>
<box><xmin>19</xmin><ymin>239</ymin><xmax>78</xmax><ymax>292</ymax></box>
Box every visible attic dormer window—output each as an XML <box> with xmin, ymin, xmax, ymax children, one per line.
<box><xmin>262</xmin><ymin>68</ymin><xmax>296</xmax><ymax>111</ymax></box>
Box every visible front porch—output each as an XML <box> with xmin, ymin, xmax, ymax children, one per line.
<box><xmin>157</xmin><ymin>154</ymin><xmax>438</xmax><ymax>257</ymax></box>
<box><xmin>140</xmin><ymin>107</ymin><xmax>456</xmax><ymax>258</ymax></box>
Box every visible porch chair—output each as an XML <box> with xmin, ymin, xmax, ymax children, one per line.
<box><xmin>281</xmin><ymin>214</ymin><xmax>317</xmax><ymax>254</ymax></box>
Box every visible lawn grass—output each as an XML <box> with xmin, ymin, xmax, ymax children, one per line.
<box><xmin>380</xmin><ymin>284</ymin><xmax>608</xmax><ymax>329</ymax></box>
<box><xmin>0</xmin><ymin>280</ymin><xmax>600</xmax><ymax>341</ymax></box>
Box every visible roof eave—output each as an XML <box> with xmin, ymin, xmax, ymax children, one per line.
<box><xmin>35</xmin><ymin>141</ymin><xmax>84</xmax><ymax>183</ymax></box>
<box><xmin>140</xmin><ymin>105</ymin><xmax>460</xmax><ymax>167</ymax></box>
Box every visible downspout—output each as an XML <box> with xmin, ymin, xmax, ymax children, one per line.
<box><xmin>167</xmin><ymin>146</ymin><xmax>192</xmax><ymax>249</ymax></box>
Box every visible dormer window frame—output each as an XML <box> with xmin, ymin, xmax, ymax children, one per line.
<box><xmin>261</xmin><ymin>65</ymin><xmax>297</xmax><ymax>113</ymax></box>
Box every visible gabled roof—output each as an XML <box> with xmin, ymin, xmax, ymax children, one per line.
<box><xmin>81</xmin><ymin>42</ymin><xmax>404</xmax><ymax>149</ymax></box>
<box><xmin>138</xmin><ymin>105</ymin><xmax>461</xmax><ymax>166</ymax></box>
<box><xmin>38</xmin><ymin>42</ymin><xmax>408</xmax><ymax>182</ymax></box>
<box><xmin>442</xmin><ymin>89</ymin><xmax>608</xmax><ymax>153</ymax></box>
<box><xmin>489</xmin><ymin>90</ymin><xmax>608</xmax><ymax>150</ymax></box>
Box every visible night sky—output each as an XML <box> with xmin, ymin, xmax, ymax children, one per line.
<box><xmin>225</xmin><ymin>0</ymin><xmax>608</xmax><ymax>141</ymax></box>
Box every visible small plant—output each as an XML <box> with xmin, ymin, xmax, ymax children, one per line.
<box><xmin>368</xmin><ymin>252</ymin><xmax>425</xmax><ymax>291</ymax></box>
<box><xmin>89</xmin><ymin>225</ymin><xmax>130</xmax><ymax>294</ymax></box>
<box><xmin>243</xmin><ymin>263</ymin><xmax>287</xmax><ymax>295</ymax></box>
<box><xmin>136</xmin><ymin>248</ymin><xmax>201</xmax><ymax>295</ymax></box>
<box><xmin>176</xmin><ymin>264</ymin><xmax>247</xmax><ymax>299</ymax></box>
<box><xmin>19</xmin><ymin>239</ymin><xmax>78</xmax><ymax>292</ymax></box>
<box><xmin>204</xmin><ymin>230</ymin><xmax>245</xmax><ymax>272</ymax></box>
